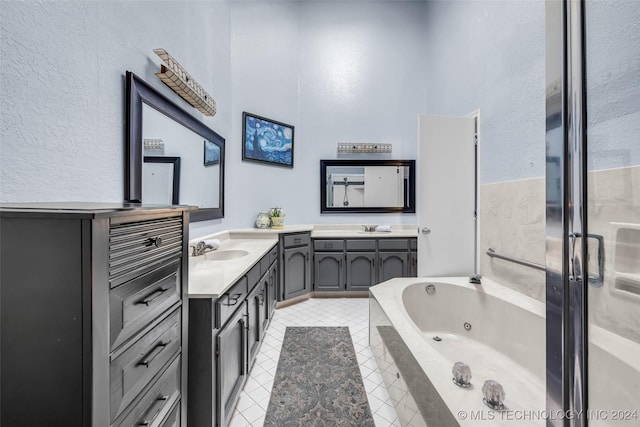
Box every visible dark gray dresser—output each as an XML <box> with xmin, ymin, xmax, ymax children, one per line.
<box><xmin>0</xmin><ymin>203</ymin><xmax>190</xmax><ymax>427</ymax></box>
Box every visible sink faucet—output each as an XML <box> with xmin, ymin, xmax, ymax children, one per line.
<box><xmin>363</xmin><ymin>225</ymin><xmax>378</xmax><ymax>232</ymax></box>
<box><xmin>190</xmin><ymin>241</ymin><xmax>215</xmax><ymax>256</ymax></box>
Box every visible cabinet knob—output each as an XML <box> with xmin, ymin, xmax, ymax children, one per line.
<box><xmin>147</xmin><ymin>236</ymin><xmax>163</xmax><ymax>247</ymax></box>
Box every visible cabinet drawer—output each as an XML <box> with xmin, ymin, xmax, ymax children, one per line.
<box><xmin>247</xmin><ymin>263</ymin><xmax>261</xmax><ymax>292</ymax></box>
<box><xmin>259</xmin><ymin>253</ymin><xmax>271</xmax><ymax>277</ymax></box>
<box><xmin>160</xmin><ymin>400</ymin><xmax>180</xmax><ymax>427</ymax></box>
<box><xmin>216</xmin><ymin>277</ymin><xmax>248</xmax><ymax>329</ymax></box>
<box><xmin>410</xmin><ymin>238</ymin><xmax>417</xmax><ymax>251</ymax></box>
<box><xmin>112</xmin><ymin>355</ymin><xmax>181</xmax><ymax>427</ymax></box>
<box><xmin>313</xmin><ymin>240</ymin><xmax>345</xmax><ymax>251</ymax></box>
<box><xmin>346</xmin><ymin>239</ymin><xmax>376</xmax><ymax>251</ymax></box>
<box><xmin>378</xmin><ymin>239</ymin><xmax>409</xmax><ymax>251</ymax></box>
<box><xmin>283</xmin><ymin>233</ymin><xmax>310</xmax><ymax>248</ymax></box>
<box><xmin>110</xmin><ymin>309</ymin><xmax>181</xmax><ymax>422</ymax></box>
<box><xmin>110</xmin><ymin>260</ymin><xmax>182</xmax><ymax>350</ymax></box>
<box><xmin>109</xmin><ymin>216</ymin><xmax>183</xmax><ymax>287</ymax></box>
<box><xmin>268</xmin><ymin>246</ymin><xmax>278</xmax><ymax>265</ymax></box>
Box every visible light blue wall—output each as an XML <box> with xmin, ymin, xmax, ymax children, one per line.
<box><xmin>1</xmin><ymin>1</ymin><xmax>426</xmax><ymax>237</ymax></box>
<box><xmin>585</xmin><ymin>0</ymin><xmax>640</xmax><ymax>171</ymax></box>
<box><xmin>0</xmin><ymin>0</ymin><xmax>232</xmax><ymax>205</ymax></box>
<box><xmin>219</xmin><ymin>1</ymin><xmax>426</xmax><ymax>234</ymax></box>
<box><xmin>422</xmin><ymin>0</ymin><xmax>546</xmax><ymax>184</ymax></box>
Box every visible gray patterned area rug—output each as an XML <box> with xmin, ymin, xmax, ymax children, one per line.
<box><xmin>264</xmin><ymin>326</ymin><xmax>375</xmax><ymax>427</ymax></box>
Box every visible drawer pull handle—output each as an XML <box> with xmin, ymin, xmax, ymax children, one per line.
<box><xmin>138</xmin><ymin>395</ymin><xmax>169</xmax><ymax>425</ymax></box>
<box><xmin>137</xmin><ymin>288</ymin><xmax>168</xmax><ymax>306</ymax></box>
<box><xmin>294</xmin><ymin>238</ymin><xmax>301</xmax><ymax>244</ymax></box>
<box><xmin>324</xmin><ymin>243</ymin><xmax>333</xmax><ymax>248</ymax></box>
<box><xmin>146</xmin><ymin>236</ymin><xmax>163</xmax><ymax>248</ymax></box>
<box><xmin>225</xmin><ymin>293</ymin><xmax>242</xmax><ymax>306</ymax></box>
<box><xmin>138</xmin><ymin>341</ymin><xmax>169</xmax><ymax>368</ymax></box>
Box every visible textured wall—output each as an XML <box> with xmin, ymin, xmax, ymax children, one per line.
<box><xmin>1</xmin><ymin>1</ymin><xmax>425</xmax><ymax>238</ymax></box>
<box><xmin>0</xmin><ymin>1</ymin><xmax>231</xmax><ymax>209</ymax></box>
<box><xmin>422</xmin><ymin>0</ymin><xmax>546</xmax><ymax>185</ymax></box>
<box><xmin>221</xmin><ymin>1</ymin><xmax>426</xmax><ymax>233</ymax></box>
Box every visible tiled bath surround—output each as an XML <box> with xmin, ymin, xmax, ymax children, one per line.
<box><xmin>480</xmin><ymin>165</ymin><xmax>640</xmax><ymax>343</ymax></box>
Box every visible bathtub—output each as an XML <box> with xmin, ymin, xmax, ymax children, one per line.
<box><xmin>369</xmin><ymin>277</ymin><xmax>640</xmax><ymax>426</ymax></box>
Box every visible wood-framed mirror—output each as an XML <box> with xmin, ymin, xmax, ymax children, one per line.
<box><xmin>320</xmin><ymin>159</ymin><xmax>416</xmax><ymax>214</ymax></box>
<box><xmin>125</xmin><ymin>71</ymin><xmax>225</xmax><ymax>222</ymax></box>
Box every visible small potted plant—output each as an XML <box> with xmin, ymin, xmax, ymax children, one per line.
<box><xmin>269</xmin><ymin>207</ymin><xmax>285</xmax><ymax>229</ymax></box>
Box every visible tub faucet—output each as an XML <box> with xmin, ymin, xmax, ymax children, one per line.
<box><xmin>469</xmin><ymin>274</ymin><xmax>482</xmax><ymax>285</ymax></box>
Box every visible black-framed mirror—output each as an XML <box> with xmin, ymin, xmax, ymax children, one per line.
<box><xmin>320</xmin><ymin>159</ymin><xmax>416</xmax><ymax>214</ymax></box>
<box><xmin>125</xmin><ymin>71</ymin><xmax>225</xmax><ymax>222</ymax></box>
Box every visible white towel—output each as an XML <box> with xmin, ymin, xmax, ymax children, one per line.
<box><xmin>375</xmin><ymin>225</ymin><xmax>392</xmax><ymax>232</ymax></box>
<box><xmin>203</xmin><ymin>239</ymin><xmax>221</xmax><ymax>250</ymax></box>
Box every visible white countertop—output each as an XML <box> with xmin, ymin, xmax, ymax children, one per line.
<box><xmin>188</xmin><ymin>234</ymin><xmax>278</xmax><ymax>298</ymax></box>
<box><xmin>188</xmin><ymin>224</ymin><xmax>417</xmax><ymax>298</ymax></box>
<box><xmin>311</xmin><ymin>224</ymin><xmax>418</xmax><ymax>238</ymax></box>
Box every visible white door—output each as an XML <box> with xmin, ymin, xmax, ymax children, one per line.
<box><xmin>418</xmin><ymin>115</ymin><xmax>476</xmax><ymax>276</ymax></box>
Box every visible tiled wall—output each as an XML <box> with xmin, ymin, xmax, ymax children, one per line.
<box><xmin>480</xmin><ymin>165</ymin><xmax>640</xmax><ymax>343</ymax></box>
<box><xmin>587</xmin><ymin>165</ymin><xmax>640</xmax><ymax>343</ymax></box>
<box><xmin>479</xmin><ymin>177</ymin><xmax>546</xmax><ymax>301</ymax></box>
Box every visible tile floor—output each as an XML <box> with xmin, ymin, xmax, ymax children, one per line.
<box><xmin>228</xmin><ymin>297</ymin><xmax>401</xmax><ymax>427</ymax></box>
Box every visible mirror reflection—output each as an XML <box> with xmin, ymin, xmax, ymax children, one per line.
<box><xmin>320</xmin><ymin>160</ymin><xmax>416</xmax><ymax>213</ymax></box>
<box><xmin>125</xmin><ymin>71</ymin><xmax>225</xmax><ymax>222</ymax></box>
<box><xmin>142</xmin><ymin>104</ymin><xmax>220</xmax><ymax>208</ymax></box>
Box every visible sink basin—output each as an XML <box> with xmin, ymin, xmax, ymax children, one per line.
<box><xmin>203</xmin><ymin>249</ymin><xmax>249</xmax><ymax>261</ymax></box>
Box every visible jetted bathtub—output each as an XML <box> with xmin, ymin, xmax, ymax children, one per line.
<box><xmin>369</xmin><ymin>277</ymin><xmax>640</xmax><ymax>426</ymax></box>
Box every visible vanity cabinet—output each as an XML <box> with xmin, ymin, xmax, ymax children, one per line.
<box><xmin>216</xmin><ymin>302</ymin><xmax>247</xmax><ymax>427</ymax></box>
<box><xmin>281</xmin><ymin>232</ymin><xmax>312</xmax><ymax>300</ymax></box>
<box><xmin>0</xmin><ymin>204</ymin><xmax>190</xmax><ymax>427</ymax></box>
<box><xmin>377</xmin><ymin>239</ymin><xmax>410</xmax><ymax>283</ymax></box>
<box><xmin>410</xmin><ymin>239</ymin><xmax>418</xmax><ymax>277</ymax></box>
<box><xmin>312</xmin><ymin>237</ymin><xmax>417</xmax><ymax>292</ymax></box>
<box><xmin>188</xmin><ymin>243</ymin><xmax>278</xmax><ymax>427</ymax></box>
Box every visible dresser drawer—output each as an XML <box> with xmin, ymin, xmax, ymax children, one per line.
<box><xmin>112</xmin><ymin>355</ymin><xmax>181</xmax><ymax>427</ymax></box>
<box><xmin>110</xmin><ymin>260</ymin><xmax>182</xmax><ymax>350</ymax></box>
<box><xmin>346</xmin><ymin>239</ymin><xmax>376</xmax><ymax>251</ymax></box>
<box><xmin>216</xmin><ymin>277</ymin><xmax>248</xmax><ymax>329</ymax></box>
<box><xmin>283</xmin><ymin>233</ymin><xmax>310</xmax><ymax>248</ymax></box>
<box><xmin>313</xmin><ymin>240</ymin><xmax>345</xmax><ymax>251</ymax></box>
<box><xmin>109</xmin><ymin>216</ymin><xmax>183</xmax><ymax>287</ymax></box>
<box><xmin>160</xmin><ymin>400</ymin><xmax>180</xmax><ymax>427</ymax></box>
<box><xmin>110</xmin><ymin>309</ymin><xmax>181</xmax><ymax>422</ymax></box>
<box><xmin>378</xmin><ymin>239</ymin><xmax>410</xmax><ymax>251</ymax></box>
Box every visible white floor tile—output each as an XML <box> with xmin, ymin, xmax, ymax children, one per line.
<box><xmin>229</xmin><ymin>298</ymin><xmax>399</xmax><ymax>426</ymax></box>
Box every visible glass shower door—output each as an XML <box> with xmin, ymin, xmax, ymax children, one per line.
<box><xmin>584</xmin><ymin>1</ymin><xmax>640</xmax><ymax>424</ymax></box>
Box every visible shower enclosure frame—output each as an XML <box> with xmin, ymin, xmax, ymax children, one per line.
<box><xmin>545</xmin><ymin>0</ymin><xmax>589</xmax><ymax>425</ymax></box>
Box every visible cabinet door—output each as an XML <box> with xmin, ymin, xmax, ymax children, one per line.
<box><xmin>268</xmin><ymin>262</ymin><xmax>278</xmax><ymax>317</ymax></box>
<box><xmin>346</xmin><ymin>252</ymin><xmax>376</xmax><ymax>291</ymax></box>
<box><xmin>246</xmin><ymin>284</ymin><xmax>262</xmax><ymax>370</ymax></box>
<box><xmin>378</xmin><ymin>251</ymin><xmax>409</xmax><ymax>283</ymax></box>
<box><xmin>409</xmin><ymin>251</ymin><xmax>418</xmax><ymax>277</ymax></box>
<box><xmin>283</xmin><ymin>246</ymin><xmax>311</xmax><ymax>299</ymax></box>
<box><xmin>314</xmin><ymin>252</ymin><xmax>344</xmax><ymax>291</ymax></box>
<box><xmin>259</xmin><ymin>275</ymin><xmax>270</xmax><ymax>338</ymax></box>
<box><xmin>217</xmin><ymin>306</ymin><xmax>246</xmax><ymax>427</ymax></box>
